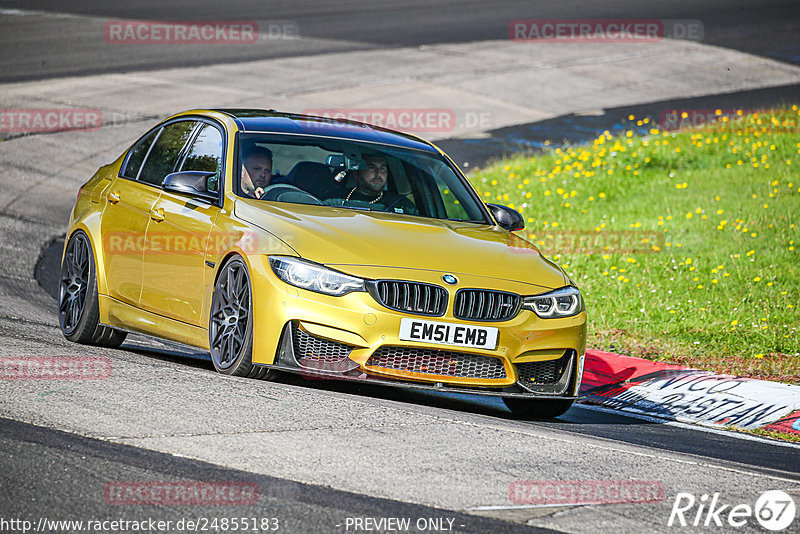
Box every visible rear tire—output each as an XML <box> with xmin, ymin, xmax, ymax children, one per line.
<box><xmin>209</xmin><ymin>256</ymin><xmax>277</xmax><ymax>380</ymax></box>
<box><xmin>59</xmin><ymin>230</ymin><xmax>127</xmax><ymax>348</ymax></box>
<box><xmin>503</xmin><ymin>397</ymin><xmax>574</xmax><ymax>420</ymax></box>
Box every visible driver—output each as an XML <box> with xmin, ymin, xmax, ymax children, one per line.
<box><xmin>344</xmin><ymin>154</ymin><xmax>417</xmax><ymax>214</ymax></box>
<box><xmin>241</xmin><ymin>146</ymin><xmax>273</xmax><ymax>199</ymax></box>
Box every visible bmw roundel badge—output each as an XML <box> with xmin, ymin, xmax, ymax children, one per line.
<box><xmin>442</xmin><ymin>274</ymin><xmax>458</xmax><ymax>285</ymax></box>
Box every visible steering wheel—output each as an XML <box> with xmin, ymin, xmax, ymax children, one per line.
<box><xmin>260</xmin><ymin>184</ymin><xmax>323</xmax><ymax>205</ymax></box>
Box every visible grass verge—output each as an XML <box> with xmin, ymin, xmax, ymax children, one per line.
<box><xmin>744</xmin><ymin>427</ymin><xmax>800</xmax><ymax>443</ymax></box>
<box><xmin>470</xmin><ymin>107</ymin><xmax>799</xmax><ymax>384</ymax></box>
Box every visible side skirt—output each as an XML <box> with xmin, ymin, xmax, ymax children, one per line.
<box><xmin>98</xmin><ymin>294</ymin><xmax>209</xmax><ymax>350</ymax></box>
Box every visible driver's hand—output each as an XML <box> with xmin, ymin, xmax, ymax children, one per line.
<box><xmin>254</xmin><ymin>187</ymin><xmax>265</xmax><ymax>199</ymax></box>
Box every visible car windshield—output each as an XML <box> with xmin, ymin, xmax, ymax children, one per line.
<box><xmin>238</xmin><ymin>133</ymin><xmax>489</xmax><ymax>223</ymax></box>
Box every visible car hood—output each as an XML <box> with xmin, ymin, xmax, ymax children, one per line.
<box><xmin>235</xmin><ymin>200</ymin><xmax>567</xmax><ymax>290</ymax></box>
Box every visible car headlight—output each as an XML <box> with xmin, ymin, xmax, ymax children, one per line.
<box><xmin>522</xmin><ymin>286</ymin><xmax>583</xmax><ymax>318</ymax></box>
<box><xmin>268</xmin><ymin>256</ymin><xmax>365</xmax><ymax>296</ymax></box>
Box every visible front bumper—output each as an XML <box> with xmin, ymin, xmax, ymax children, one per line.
<box><xmin>246</xmin><ymin>256</ymin><xmax>587</xmax><ymax>398</ymax></box>
<box><xmin>262</xmin><ymin>321</ymin><xmax>583</xmax><ymax>399</ymax></box>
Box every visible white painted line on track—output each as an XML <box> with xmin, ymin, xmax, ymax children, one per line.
<box><xmin>0</xmin><ymin>8</ymin><xmax>87</xmax><ymax>19</ymax></box>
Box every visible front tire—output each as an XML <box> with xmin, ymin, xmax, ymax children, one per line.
<box><xmin>503</xmin><ymin>397</ymin><xmax>574</xmax><ymax>420</ymax></box>
<box><xmin>209</xmin><ymin>257</ymin><xmax>275</xmax><ymax>379</ymax></box>
<box><xmin>59</xmin><ymin>230</ymin><xmax>127</xmax><ymax>348</ymax></box>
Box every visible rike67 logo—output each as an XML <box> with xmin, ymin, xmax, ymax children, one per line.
<box><xmin>668</xmin><ymin>490</ymin><xmax>796</xmax><ymax>530</ymax></box>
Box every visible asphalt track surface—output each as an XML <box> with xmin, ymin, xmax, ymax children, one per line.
<box><xmin>1</xmin><ymin>0</ymin><xmax>799</xmax><ymax>82</ymax></box>
<box><xmin>1</xmin><ymin>418</ymin><xmax>553</xmax><ymax>534</ymax></box>
<box><xmin>2</xmin><ymin>1</ymin><xmax>800</xmax><ymax>532</ymax></box>
<box><xmin>27</xmin><ymin>240</ymin><xmax>800</xmax><ymax>477</ymax></box>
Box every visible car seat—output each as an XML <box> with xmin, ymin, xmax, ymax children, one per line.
<box><xmin>284</xmin><ymin>161</ymin><xmax>346</xmax><ymax>200</ymax></box>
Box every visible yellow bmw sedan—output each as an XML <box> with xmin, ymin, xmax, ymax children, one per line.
<box><xmin>60</xmin><ymin>109</ymin><xmax>587</xmax><ymax>419</ymax></box>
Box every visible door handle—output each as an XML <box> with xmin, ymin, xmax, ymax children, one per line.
<box><xmin>149</xmin><ymin>208</ymin><xmax>165</xmax><ymax>222</ymax></box>
<box><xmin>107</xmin><ymin>191</ymin><xmax>120</xmax><ymax>204</ymax></box>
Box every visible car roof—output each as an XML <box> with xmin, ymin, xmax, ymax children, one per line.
<box><xmin>213</xmin><ymin>109</ymin><xmax>440</xmax><ymax>153</ymax></box>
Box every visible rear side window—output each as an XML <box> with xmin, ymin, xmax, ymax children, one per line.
<box><xmin>180</xmin><ymin>123</ymin><xmax>223</xmax><ymax>193</ymax></box>
<box><xmin>121</xmin><ymin>129</ymin><xmax>158</xmax><ymax>179</ymax></box>
<box><xmin>138</xmin><ymin>120</ymin><xmax>197</xmax><ymax>186</ymax></box>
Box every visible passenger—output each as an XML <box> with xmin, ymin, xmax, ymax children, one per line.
<box><xmin>344</xmin><ymin>154</ymin><xmax>417</xmax><ymax>214</ymax></box>
<box><xmin>241</xmin><ymin>146</ymin><xmax>274</xmax><ymax>199</ymax></box>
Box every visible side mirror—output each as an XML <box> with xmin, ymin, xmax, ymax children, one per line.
<box><xmin>162</xmin><ymin>171</ymin><xmax>218</xmax><ymax>201</ymax></box>
<box><xmin>487</xmin><ymin>203</ymin><xmax>525</xmax><ymax>231</ymax></box>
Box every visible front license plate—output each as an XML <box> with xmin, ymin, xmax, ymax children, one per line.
<box><xmin>399</xmin><ymin>318</ymin><xmax>498</xmax><ymax>350</ymax></box>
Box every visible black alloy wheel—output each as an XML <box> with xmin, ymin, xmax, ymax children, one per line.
<box><xmin>59</xmin><ymin>231</ymin><xmax>127</xmax><ymax>347</ymax></box>
<box><xmin>209</xmin><ymin>257</ymin><xmax>274</xmax><ymax>379</ymax></box>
